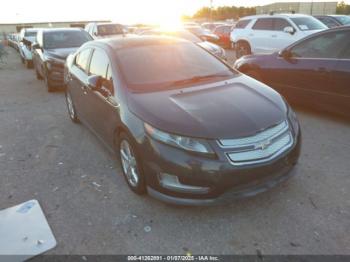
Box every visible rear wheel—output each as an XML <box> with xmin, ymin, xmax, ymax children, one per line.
<box><xmin>236</xmin><ymin>41</ymin><xmax>251</xmax><ymax>59</ymax></box>
<box><xmin>119</xmin><ymin>132</ymin><xmax>146</xmax><ymax>195</ymax></box>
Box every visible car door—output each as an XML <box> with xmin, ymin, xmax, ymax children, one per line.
<box><xmin>83</xmin><ymin>48</ymin><xmax>121</xmax><ymax>147</ymax></box>
<box><xmin>267</xmin><ymin>30</ymin><xmax>350</xmax><ymax>109</ymax></box>
<box><xmin>68</xmin><ymin>48</ymin><xmax>93</xmax><ymax>122</ymax></box>
<box><xmin>327</xmin><ymin>36</ymin><xmax>350</xmax><ymax>115</ymax></box>
<box><xmin>250</xmin><ymin>18</ymin><xmax>275</xmax><ymax>53</ymax></box>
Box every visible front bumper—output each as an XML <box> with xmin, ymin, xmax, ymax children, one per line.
<box><xmin>141</xmin><ymin>131</ymin><xmax>301</xmax><ymax>206</ymax></box>
<box><xmin>47</xmin><ymin>63</ymin><xmax>65</xmax><ymax>87</ymax></box>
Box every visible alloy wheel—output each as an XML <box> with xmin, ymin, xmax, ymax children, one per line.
<box><xmin>120</xmin><ymin>139</ymin><xmax>139</xmax><ymax>187</ymax></box>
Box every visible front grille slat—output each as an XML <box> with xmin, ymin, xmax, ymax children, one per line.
<box><xmin>218</xmin><ymin>121</ymin><xmax>293</xmax><ymax>166</ymax></box>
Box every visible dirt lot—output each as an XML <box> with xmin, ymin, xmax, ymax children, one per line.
<box><xmin>0</xmin><ymin>47</ymin><xmax>350</xmax><ymax>255</ymax></box>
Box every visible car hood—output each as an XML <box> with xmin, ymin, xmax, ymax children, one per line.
<box><xmin>127</xmin><ymin>75</ymin><xmax>288</xmax><ymax>139</ymax></box>
<box><xmin>45</xmin><ymin>47</ymin><xmax>78</xmax><ymax>60</ymax></box>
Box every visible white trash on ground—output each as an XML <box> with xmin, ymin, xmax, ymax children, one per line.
<box><xmin>0</xmin><ymin>199</ymin><xmax>57</xmax><ymax>262</ymax></box>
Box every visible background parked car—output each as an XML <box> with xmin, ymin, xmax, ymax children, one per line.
<box><xmin>315</xmin><ymin>15</ymin><xmax>350</xmax><ymax>28</ymax></box>
<box><xmin>18</xmin><ymin>28</ymin><xmax>39</xmax><ymax>68</ymax></box>
<box><xmin>64</xmin><ymin>36</ymin><xmax>301</xmax><ymax>205</ymax></box>
<box><xmin>213</xmin><ymin>25</ymin><xmax>233</xmax><ymax>48</ymax></box>
<box><xmin>233</xmin><ymin>26</ymin><xmax>350</xmax><ymax>117</ymax></box>
<box><xmin>32</xmin><ymin>28</ymin><xmax>92</xmax><ymax>92</ymax></box>
<box><xmin>140</xmin><ymin>29</ymin><xmax>226</xmax><ymax>60</ymax></box>
<box><xmin>85</xmin><ymin>22</ymin><xmax>127</xmax><ymax>39</ymax></box>
<box><xmin>202</xmin><ymin>22</ymin><xmax>227</xmax><ymax>32</ymax></box>
<box><xmin>231</xmin><ymin>13</ymin><xmax>327</xmax><ymax>58</ymax></box>
<box><xmin>184</xmin><ymin>25</ymin><xmax>220</xmax><ymax>43</ymax></box>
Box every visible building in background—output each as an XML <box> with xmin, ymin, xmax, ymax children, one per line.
<box><xmin>0</xmin><ymin>20</ymin><xmax>110</xmax><ymax>34</ymax></box>
<box><xmin>256</xmin><ymin>2</ymin><xmax>337</xmax><ymax>15</ymax></box>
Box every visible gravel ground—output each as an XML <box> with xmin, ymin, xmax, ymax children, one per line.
<box><xmin>0</xmin><ymin>47</ymin><xmax>349</xmax><ymax>255</ymax></box>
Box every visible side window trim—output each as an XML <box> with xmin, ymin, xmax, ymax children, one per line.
<box><xmin>75</xmin><ymin>48</ymin><xmax>93</xmax><ymax>74</ymax></box>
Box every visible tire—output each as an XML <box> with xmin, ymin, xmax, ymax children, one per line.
<box><xmin>44</xmin><ymin>71</ymin><xmax>55</xmax><ymax>92</ymax></box>
<box><xmin>236</xmin><ymin>41</ymin><xmax>251</xmax><ymax>59</ymax></box>
<box><xmin>119</xmin><ymin>132</ymin><xmax>146</xmax><ymax>195</ymax></box>
<box><xmin>65</xmin><ymin>91</ymin><xmax>79</xmax><ymax>123</ymax></box>
<box><xmin>25</xmin><ymin>60</ymin><xmax>33</xmax><ymax>69</ymax></box>
<box><xmin>35</xmin><ymin>67</ymin><xmax>43</xmax><ymax>80</ymax></box>
<box><xmin>245</xmin><ymin>69</ymin><xmax>263</xmax><ymax>83</ymax></box>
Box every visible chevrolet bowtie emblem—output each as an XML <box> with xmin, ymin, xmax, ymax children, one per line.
<box><xmin>255</xmin><ymin>140</ymin><xmax>271</xmax><ymax>150</ymax></box>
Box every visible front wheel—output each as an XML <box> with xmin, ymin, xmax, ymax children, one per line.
<box><xmin>119</xmin><ymin>132</ymin><xmax>146</xmax><ymax>195</ymax></box>
<box><xmin>65</xmin><ymin>91</ymin><xmax>79</xmax><ymax>123</ymax></box>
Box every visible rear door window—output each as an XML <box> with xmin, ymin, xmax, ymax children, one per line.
<box><xmin>252</xmin><ymin>18</ymin><xmax>274</xmax><ymax>30</ymax></box>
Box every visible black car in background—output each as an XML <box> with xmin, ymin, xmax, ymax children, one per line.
<box><xmin>64</xmin><ymin>36</ymin><xmax>301</xmax><ymax>205</ymax></box>
<box><xmin>32</xmin><ymin>28</ymin><xmax>92</xmax><ymax>92</ymax></box>
<box><xmin>314</xmin><ymin>15</ymin><xmax>350</xmax><ymax>28</ymax></box>
<box><xmin>234</xmin><ymin>26</ymin><xmax>350</xmax><ymax>117</ymax></box>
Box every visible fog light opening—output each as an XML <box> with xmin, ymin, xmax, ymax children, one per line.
<box><xmin>159</xmin><ymin>173</ymin><xmax>210</xmax><ymax>194</ymax></box>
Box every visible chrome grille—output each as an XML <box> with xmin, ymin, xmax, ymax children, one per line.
<box><xmin>218</xmin><ymin>121</ymin><xmax>293</xmax><ymax>166</ymax></box>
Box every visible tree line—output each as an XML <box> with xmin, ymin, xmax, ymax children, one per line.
<box><xmin>188</xmin><ymin>2</ymin><xmax>350</xmax><ymax>21</ymax></box>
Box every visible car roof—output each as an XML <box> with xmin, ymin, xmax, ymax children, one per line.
<box><xmin>41</xmin><ymin>28</ymin><xmax>84</xmax><ymax>33</ymax></box>
<box><xmin>92</xmin><ymin>35</ymin><xmax>188</xmax><ymax>50</ymax></box>
<box><xmin>241</xmin><ymin>13</ymin><xmax>312</xmax><ymax>20</ymax></box>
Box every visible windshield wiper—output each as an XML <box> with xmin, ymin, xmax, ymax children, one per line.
<box><xmin>167</xmin><ymin>74</ymin><xmax>231</xmax><ymax>87</ymax></box>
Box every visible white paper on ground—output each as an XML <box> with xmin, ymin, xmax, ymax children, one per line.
<box><xmin>0</xmin><ymin>199</ymin><xmax>57</xmax><ymax>262</ymax></box>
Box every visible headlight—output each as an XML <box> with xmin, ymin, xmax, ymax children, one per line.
<box><xmin>46</xmin><ymin>57</ymin><xmax>64</xmax><ymax>70</ymax></box>
<box><xmin>144</xmin><ymin>123</ymin><xmax>214</xmax><ymax>155</ymax></box>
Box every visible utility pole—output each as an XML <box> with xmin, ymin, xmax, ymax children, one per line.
<box><xmin>210</xmin><ymin>0</ymin><xmax>213</xmax><ymax>22</ymax></box>
<box><xmin>310</xmin><ymin>0</ymin><xmax>314</xmax><ymax>15</ymax></box>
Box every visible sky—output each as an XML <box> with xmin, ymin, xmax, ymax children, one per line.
<box><xmin>1</xmin><ymin>0</ymin><xmax>348</xmax><ymax>24</ymax></box>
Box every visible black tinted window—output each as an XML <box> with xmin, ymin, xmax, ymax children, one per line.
<box><xmin>252</xmin><ymin>18</ymin><xmax>274</xmax><ymax>30</ymax></box>
<box><xmin>273</xmin><ymin>18</ymin><xmax>292</xmax><ymax>31</ymax></box>
<box><xmin>235</xmin><ymin>20</ymin><xmax>251</xmax><ymax>29</ymax></box>
<box><xmin>75</xmin><ymin>48</ymin><xmax>92</xmax><ymax>72</ymax></box>
<box><xmin>317</xmin><ymin>17</ymin><xmax>339</xmax><ymax>28</ymax></box>
<box><xmin>291</xmin><ymin>31</ymin><xmax>350</xmax><ymax>58</ymax></box>
<box><xmin>89</xmin><ymin>49</ymin><xmax>109</xmax><ymax>78</ymax></box>
<box><xmin>44</xmin><ymin>31</ymin><xmax>92</xmax><ymax>49</ymax></box>
<box><xmin>97</xmin><ymin>24</ymin><xmax>124</xmax><ymax>36</ymax></box>
<box><xmin>116</xmin><ymin>42</ymin><xmax>236</xmax><ymax>92</ymax></box>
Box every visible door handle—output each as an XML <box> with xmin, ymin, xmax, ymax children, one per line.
<box><xmin>106</xmin><ymin>96</ymin><xmax>120</xmax><ymax>108</ymax></box>
<box><xmin>271</xmin><ymin>35</ymin><xmax>277</xmax><ymax>37</ymax></box>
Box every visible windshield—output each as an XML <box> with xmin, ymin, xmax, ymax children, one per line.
<box><xmin>98</xmin><ymin>24</ymin><xmax>124</xmax><ymax>36</ymax></box>
<box><xmin>116</xmin><ymin>42</ymin><xmax>235</xmax><ymax>92</ymax></box>
<box><xmin>25</xmin><ymin>31</ymin><xmax>37</xmax><ymax>37</ymax></box>
<box><xmin>291</xmin><ymin>17</ymin><xmax>327</xmax><ymax>31</ymax></box>
<box><xmin>334</xmin><ymin>16</ymin><xmax>350</xmax><ymax>25</ymax></box>
<box><xmin>44</xmin><ymin>31</ymin><xmax>91</xmax><ymax>49</ymax></box>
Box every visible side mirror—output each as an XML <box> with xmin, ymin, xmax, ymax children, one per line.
<box><xmin>87</xmin><ymin>75</ymin><xmax>102</xmax><ymax>90</ymax></box>
<box><xmin>283</xmin><ymin>26</ymin><xmax>295</xmax><ymax>35</ymax></box>
<box><xmin>279</xmin><ymin>49</ymin><xmax>292</xmax><ymax>59</ymax></box>
<box><xmin>32</xmin><ymin>43</ymin><xmax>40</xmax><ymax>49</ymax></box>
